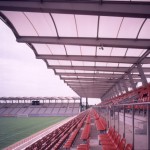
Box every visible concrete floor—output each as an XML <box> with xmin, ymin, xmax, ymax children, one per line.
<box><xmin>70</xmin><ymin>118</ymin><xmax>102</xmax><ymax>150</ymax></box>
<box><xmin>68</xmin><ymin>110</ymin><xmax>149</xmax><ymax>150</ymax></box>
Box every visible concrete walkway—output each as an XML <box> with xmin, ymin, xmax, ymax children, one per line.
<box><xmin>70</xmin><ymin>117</ymin><xmax>102</xmax><ymax>150</ymax></box>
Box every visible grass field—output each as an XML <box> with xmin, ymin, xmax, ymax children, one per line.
<box><xmin>0</xmin><ymin>117</ymin><xmax>66</xmax><ymax>149</ymax></box>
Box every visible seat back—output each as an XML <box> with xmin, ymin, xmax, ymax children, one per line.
<box><xmin>112</xmin><ymin>131</ymin><xmax>118</xmax><ymax>142</ymax></box>
<box><xmin>107</xmin><ymin>127</ymin><xmax>114</xmax><ymax>136</ymax></box>
<box><xmin>125</xmin><ymin>144</ymin><xmax>133</xmax><ymax>150</ymax></box>
<box><xmin>114</xmin><ymin>134</ymin><xmax>121</xmax><ymax>146</ymax></box>
<box><xmin>118</xmin><ymin>138</ymin><xmax>126</xmax><ymax>150</ymax></box>
<box><xmin>110</xmin><ymin>128</ymin><xmax>115</xmax><ymax>139</ymax></box>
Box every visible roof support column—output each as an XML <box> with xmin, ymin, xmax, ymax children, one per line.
<box><xmin>116</xmin><ymin>85</ymin><xmax>120</xmax><ymax>95</ymax></box>
<box><xmin>137</xmin><ymin>64</ymin><xmax>147</xmax><ymax>86</ymax></box>
<box><xmin>80</xmin><ymin>97</ymin><xmax>82</xmax><ymax>112</ymax></box>
<box><xmin>112</xmin><ymin>88</ymin><xmax>116</xmax><ymax>98</ymax></box>
<box><xmin>110</xmin><ymin>90</ymin><xmax>114</xmax><ymax>99</ymax></box>
<box><xmin>118</xmin><ymin>83</ymin><xmax>123</xmax><ymax>95</ymax></box>
<box><xmin>86</xmin><ymin>97</ymin><xmax>88</xmax><ymax>109</ymax></box>
<box><xmin>122</xmin><ymin>79</ymin><xmax>128</xmax><ymax>93</ymax></box>
<box><xmin>114</xmin><ymin>86</ymin><xmax>119</xmax><ymax>97</ymax></box>
<box><xmin>128</xmin><ymin>73</ymin><xmax>136</xmax><ymax>90</ymax></box>
<box><xmin>111</xmin><ymin>90</ymin><xmax>115</xmax><ymax>98</ymax></box>
<box><xmin>107</xmin><ymin>90</ymin><xmax>111</xmax><ymax>100</ymax></box>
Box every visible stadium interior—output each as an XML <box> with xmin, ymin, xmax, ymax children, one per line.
<box><xmin>0</xmin><ymin>1</ymin><xmax>150</xmax><ymax>150</ymax></box>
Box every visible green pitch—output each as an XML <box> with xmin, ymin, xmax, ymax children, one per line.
<box><xmin>0</xmin><ymin>117</ymin><xmax>66</xmax><ymax>149</ymax></box>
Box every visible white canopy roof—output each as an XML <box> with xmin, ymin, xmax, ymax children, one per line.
<box><xmin>0</xmin><ymin>1</ymin><xmax>150</xmax><ymax>99</ymax></box>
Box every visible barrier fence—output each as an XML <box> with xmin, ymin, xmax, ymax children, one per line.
<box><xmin>94</xmin><ymin>102</ymin><xmax>150</xmax><ymax>150</ymax></box>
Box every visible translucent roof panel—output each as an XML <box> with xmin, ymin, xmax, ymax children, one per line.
<box><xmin>97</xmin><ymin>47</ymin><xmax>112</xmax><ymax>56</ymax></box>
<box><xmin>81</xmin><ymin>46</ymin><xmax>96</xmax><ymax>56</ymax></box>
<box><xmin>52</xmin><ymin>14</ymin><xmax>77</xmax><ymax>37</ymax></box>
<box><xmin>113</xmin><ymin>72</ymin><xmax>124</xmax><ymax>74</ymax></box>
<box><xmin>107</xmin><ymin>63</ymin><xmax>119</xmax><ymax>67</ymax></box>
<box><xmin>96</xmin><ymin>62</ymin><xmax>107</xmax><ymax>67</ymax></box>
<box><xmin>83</xmin><ymin>62</ymin><xmax>95</xmax><ymax>66</ymax></box>
<box><xmin>48</xmin><ymin>60</ymin><xmax>59</xmax><ymax>65</ymax></box>
<box><xmin>147</xmin><ymin>54</ymin><xmax>150</xmax><ymax>57</ymax></box>
<box><xmin>111</xmin><ymin>48</ymin><xmax>127</xmax><ymax>56</ymax></box>
<box><xmin>2</xmin><ymin>11</ymin><xmax>37</xmax><ymax>36</ymax></box>
<box><xmin>99</xmin><ymin>16</ymin><xmax>122</xmax><ymax>38</ymax></box>
<box><xmin>72</xmin><ymin>61</ymin><xmax>84</xmax><ymax>66</ymax></box>
<box><xmin>138</xmin><ymin>19</ymin><xmax>150</xmax><ymax>39</ymax></box>
<box><xmin>2</xmin><ymin>4</ymin><xmax>150</xmax><ymax>99</ymax></box>
<box><xmin>59</xmin><ymin>60</ymin><xmax>71</xmax><ymax>66</ymax></box>
<box><xmin>24</xmin><ymin>12</ymin><xmax>57</xmax><ymax>36</ymax></box>
<box><xmin>142</xmin><ymin>64</ymin><xmax>150</xmax><ymax>68</ymax></box>
<box><xmin>66</xmin><ymin>45</ymin><xmax>81</xmax><ymax>55</ymax></box>
<box><xmin>119</xmin><ymin>63</ymin><xmax>132</xmax><ymax>67</ymax></box>
<box><xmin>48</xmin><ymin>44</ymin><xmax>66</xmax><ymax>55</ymax></box>
<box><xmin>33</xmin><ymin>44</ymin><xmax>52</xmax><ymax>54</ymax></box>
<box><xmin>118</xmin><ymin>18</ymin><xmax>144</xmax><ymax>38</ymax></box>
<box><xmin>61</xmin><ymin>76</ymin><xmax>77</xmax><ymax>78</ymax></box>
<box><xmin>75</xmin><ymin>70</ymin><xmax>94</xmax><ymax>73</ymax></box>
<box><xmin>76</xmin><ymin>15</ymin><xmax>98</xmax><ymax>37</ymax></box>
<box><xmin>55</xmin><ymin>69</ymin><xmax>65</xmax><ymax>73</ymax></box>
<box><xmin>126</xmin><ymin>49</ymin><xmax>146</xmax><ymax>57</ymax></box>
<box><xmin>65</xmin><ymin>70</ymin><xmax>75</xmax><ymax>73</ymax></box>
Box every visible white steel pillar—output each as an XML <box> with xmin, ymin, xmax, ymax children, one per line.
<box><xmin>128</xmin><ymin>73</ymin><xmax>136</xmax><ymax>90</ymax></box>
<box><xmin>137</xmin><ymin>64</ymin><xmax>147</xmax><ymax>86</ymax></box>
<box><xmin>122</xmin><ymin>79</ymin><xmax>128</xmax><ymax>93</ymax></box>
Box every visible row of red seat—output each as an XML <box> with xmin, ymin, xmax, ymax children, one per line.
<box><xmin>77</xmin><ymin>141</ymin><xmax>89</xmax><ymax>150</ymax></box>
<box><xmin>95</xmin><ymin>118</ymin><xmax>107</xmax><ymax>132</ymax></box>
<box><xmin>77</xmin><ymin>114</ymin><xmax>91</xmax><ymax>150</ymax></box>
<box><xmin>100</xmin><ymin>84</ymin><xmax>150</xmax><ymax>111</ymax></box>
<box><xmin>80</xmin><ymin>115</ymin><xmax>91</xmax><ymax>141</ymax></box>
<box><xmin>85</xmin><ymin>114</ymin><xmax>91</xmax><ymax>124</ymax></box>
<box><xmin>77</xmin><ymin>109</ymin><xmax>107</xmax><ymax>150</ymax></box>
<box><xmin>63</xmin><ymin>117</ymin><xmax>85</xmax><ymax>149</ymax></box>
<box><xmin>92</xmin><ymin>109</ymin><xmax>107</xmax><ymax>132</ymax></box>
<box><xmin>25</xmin><ymin>111</ymin><xmax>89</xmax><ymax>150</ymax></box>
<box><xmin>98</xmin><ymin>127</ymin><xmax>133</xmax><ymax>150</ymax></box>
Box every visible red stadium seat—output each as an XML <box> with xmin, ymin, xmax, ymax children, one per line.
<box><xmin>117</xmin><ymin>138</ymin><xmax>126</xmax><ymax>150</ymax></box>
<box><xmin>124</xmin><ymin>144</ymin><xmax>133</xmax><ymax>150</ymax></box>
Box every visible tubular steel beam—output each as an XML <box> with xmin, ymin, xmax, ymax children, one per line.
<box><xmin>70</xmin><ymin>84</ymin><xmax>112</xmax><ymax>87</ymax></box>
<box><xmin>58</xmin><ymin>72</ymin><xmax>147</xmax><ymax>78</ymax></box>
<box><xmin>71</xmin><ymin>87</ymin><xmax>109</xmax><ymax>90</ymax></box>
<box><xmin>50</xmin><ymin>65</ymin><xmax>150</xmax><ymax>73</ymax></box>
<box><xmin>0</xmin><ymin>1</ymin><xmax>150</xmax><ymax>18</ymax></box>
<box><xmin>118</xmin><ymin>83</ymin><xmax>123</xmax><ymax>95</ymax></box>
<box><xmin>18</xmin><ymin>36</ymin><xmax>150</xmax><ymax>49</ymax></box>
<box><xmin>103</xmin><ymin>49</ymin><xmax>150</xmax><ymax>99</ymax></box>
<box><xmin>66</xmin><ymin>80</ymin><xmax>116</xmax><ymax>84</ymax></box>
<box><xmin>71</xmin><ymin>87</ymin><xmax>111</xmax><ymax>90</ymax></box>
<box><xmin>128</xmin><ymin>73</ymin><xmax>136</xmax><ymax>90</ymax></box>
<box><xmin>137</xmin><ymin>64</ymin><xmax>148</xmax><ymax>86</ymax></box>
<box><xmin>122</xmin><ymin>79</ymin><xmax>128</xmax><ymax>93</ymax></box>
<box><xmin>48</xmin><ymin>65</ymin><xmax>129</xmax><ymax>72</ymax></box>
<box><xmin>67</xmin><ymin>82</ymin><xmax>130</xmax><ymax>86</ymax></box>
<box><xmin>36</xmin><ymin>55</ymin><xmax>150</xmax><ymax>64</ymax></box>
<box><xmin>57</xmin><ymin>72</ymin><xmax>123</xmax><ymax>78</ymax></box>
<box><xmin>63</xmin><ymin>77</ymin><xmax>118</xmax><ymax>82</ymax></box>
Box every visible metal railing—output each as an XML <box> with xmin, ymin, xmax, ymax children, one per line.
<box><xmin>94</xmin><ymin>102</ymin><xmax>150</xmax><ymax>150</ymax></box>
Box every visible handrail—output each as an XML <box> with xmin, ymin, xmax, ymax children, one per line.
<box><xmin>95</xmin><ymin>102</ymin><xmax>150</xmax><ymax>107</ymax></box>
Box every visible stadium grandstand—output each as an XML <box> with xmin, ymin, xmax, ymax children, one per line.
<box><xmin>0</xmin><ymin>97</ymin><xmax>81</xmax><ymax>117</ymax></box>
<box><xmin>0</xmin><ymin>0</ymin><xmax>150</xmax><ymax>150</ymax></box>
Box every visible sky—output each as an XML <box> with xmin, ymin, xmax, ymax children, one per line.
<box><xmin>0</xmin><ymin>20</ymin><xmax>100</xmax><ymax>105</ymax></box>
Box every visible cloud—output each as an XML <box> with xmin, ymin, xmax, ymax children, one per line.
<box><xmin>0</xmin><ymin>20</ymin><xmax>77</xmax><ymax>97</ymax></box>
